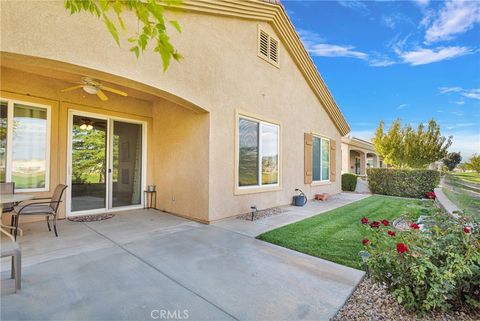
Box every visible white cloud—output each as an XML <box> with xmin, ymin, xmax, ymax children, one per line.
<box><xmin>381</xmin><ymin>16</ymin><xmax>396</xmax><ymax>29</ymax></box>
<box><xmin>425</xmin><ymin>0</ymin><xmax>480</xmax><ymax>43</ymax></box>
<box><xmin>439</xmin><ymin>86</ymin><xmax>463</xmax><ymax>94</ymax></box>
<box><xmin>454</xmin><ymin>100</ymin><xmax>466</xmax><ymax>105</ymax></box>
<box><xmin>462</xmin><ymin>89</ymin><xmax>480</xmax><ymax>100</ymax></box>
<box><xmin>397</xmin><ymin>104</ymin><xmax>408</xmax><ymax>110</ymax></box>
<box><xmin>338</xmin><ymin>0</ymin><xmax>367</xmax><ymax>11</ymax></box>
<box><xmin>308</xmin><ymin>43</ymin><xmax>368</xmax><ymax>59</ymax></box>
<box><xmin>369</xmin><ymin>59</ymin><xmax>396</xmax><ymax>67</ymax></box>
<box><xmin>439</xmin><ymin>87</ymin><xmax>480</xmax><ymax>100</ymax></box>
<box><xmin>397</xmin><ymin>46</ymin><xmax>472</xmax><ymax>65</ymax></box>
<box><xmin>452</xmin><ymin>111</ymin><xmax>464</xmax><ymax>116</ymax></box>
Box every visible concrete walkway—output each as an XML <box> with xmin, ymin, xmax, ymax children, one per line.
<box><xmin>1</xmin><ymin>209</ymin><xmax>364</xmax><ymax>321</ymax></box>
<box><xmin>213</xmin><ymin>192</ymin><xmax>370</xmax><ymax>237</ymax></box>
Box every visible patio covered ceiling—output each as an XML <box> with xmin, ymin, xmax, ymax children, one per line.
<box><xmin>0</xmin><ymin>52</ymin><xmax>208</xmax><ymax>113</ymax></box>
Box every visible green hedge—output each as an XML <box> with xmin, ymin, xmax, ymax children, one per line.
<box><xmin>367</xmin><ymin>168</ymin><xmax>440</xmax><ymax>198</ymax></box>
<box><xmin>342</xmin><ymin>173</ymin><xmax>357</xmax><ymax>191</ymax></box>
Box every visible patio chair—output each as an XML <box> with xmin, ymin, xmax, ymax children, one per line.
<box><xmin>12</xmin><ymin>184</ymin><xmax>68</xmax><ymax>240</ymax></box>
<box><xmin>1</xmin><ymin>182</ymin><xmax>15</xmax><ymax>213</ymax></box>
<box><xmin>1</xmin><ymin>241</ymin><xmax>21</xmax><ymax>292</ymax></box>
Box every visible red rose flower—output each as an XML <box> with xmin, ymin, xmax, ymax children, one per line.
<box><xmin>381</xmin><ymin>219</ymin><xmax>390</xmax><ymax>226</ymax></box>
<box><xmin>397</xmin><ymin>243</ymin><xmax>409</xmax><ymax>254</ymax></box>
<box><xmin>370</xmin><ymin>221</ymin><xmax>380</xmax><ymax>228</ymax></box>
<box><xmin>361</xmin><ymin>217</ymin><xmax>369</xmax><ymax>224</ymax></box>
<box><xmin>426</xmin><ymin>191</ymin><xmax>436</xmax><ymax>200</ymax></box>
<box><xmin>410</xmin><ymin>223</ymin><xmax>420</xmax><ymax>230</ymax></box>
<box><xmin>387</xmin><ymin>230</ymin><xmax>396</xmax><ymax>237</ymax></box>
<box><xmin>464</xmin><ymin>227</ymin><xmax>471</xmax><ymax>234</ymax></box>
<box><xmin>362</xmin><ymin>239</ymin><xmax>369</xmax><ymax>245</ymax></box>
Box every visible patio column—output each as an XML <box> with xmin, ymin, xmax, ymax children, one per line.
<box><xmin>360</xmin><ymin>152</ymin><xmax>367</xmax><ymax>176</ymax></box>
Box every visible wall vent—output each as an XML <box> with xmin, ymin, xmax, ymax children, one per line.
<box><xmin>257</xmin><ymin>25</ymin><xmax>280</xmax><ymax>67</ymax></box>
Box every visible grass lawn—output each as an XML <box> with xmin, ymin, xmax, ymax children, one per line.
<box><xmin>257</xmin><ymin>195</ymin><xmax>433</xmax><ymax>270</ymax></box>
<box><xmin>452</xmin><ymin>172</ymin><xmax>480</xmax><ymax>184</ymax></box>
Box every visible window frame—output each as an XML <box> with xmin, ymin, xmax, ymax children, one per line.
<box><xmin>235</xmin><ymin>111</ymin><xmax>281</xmax><ymax>194</ymax></box>
<box><xmin>0</xmin><ymin>97</ymin><xmax>51</xmax><ymax>192</ymax></box>
<box><xmin>312</xmin><ymin>135</ymin><xmax>331</xmax><ymax>183</ymax></box>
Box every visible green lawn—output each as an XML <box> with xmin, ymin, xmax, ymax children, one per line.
<box><xmin>257</xmin><ymin>195</ymin><xmax>433</xmax><ymax>270</ymax></box>
<box><xmin>452</xmin><ymin>172</ymin><xmax>480</xmax><ymax>184</ymax></box>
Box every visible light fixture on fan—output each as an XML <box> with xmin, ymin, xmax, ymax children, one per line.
<box><xmin>79</xmin><ymin>118</ymin><xmax>94</xmax><ymax>131</ymax></box>
<box><xmin>61</xmin><ymin>77</ymin><xmax>128</xmax><ymax>101</ymax></box>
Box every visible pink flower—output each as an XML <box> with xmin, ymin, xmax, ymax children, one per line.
<box><xmin>381</xmin><ymin>219</ymin><xmax>390</xmax><ymax>226</ymax></box>
<box><xmin>361</xmin><ymin>217</ymin><xmax>369</xmax><ymax>224</ymax></box>
<box><xmin>387</xmin><ymin>230</ymin><xmax>396</xmax><ymax>237</ymax></box>
<box><xmin>464</xmin><ymin>227</ymin><xmax>471</xmax><ymax>234</ymax></box>
<box><xmin>362</xmin><ymin>239</ymin><xmax>370</xmax><ymax>246</ymax></box>
<box><xmin>426</xmin><ymin>191</ymin><xmax>436</xmax><ymax>200</ymax></box>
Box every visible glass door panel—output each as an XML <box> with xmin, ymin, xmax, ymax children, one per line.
<box><xmin>71</xmin><ymin>115</ymin><xmax>107</xmax><ymax>212</ymax></box>
<box><xmin>111</xmin><ymin>121</ymin><xmax>142</xmax><ymax>208</ymax></box>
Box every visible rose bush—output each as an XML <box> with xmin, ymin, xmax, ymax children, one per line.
<box><xmin>361</xmin><ymin>210</ymin><xmax>480</xmax><ymax>315</ymax></box>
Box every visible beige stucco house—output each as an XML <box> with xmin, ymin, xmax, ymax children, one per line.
<box><xmin>0</xmin><ymin>0</ymin><xmax>350</xmax><ymax>223</ymax></box>
<box><xmin>341</xmin><ymin>136</ymin><xmax>384</xmax><ymax>176</ymax></box>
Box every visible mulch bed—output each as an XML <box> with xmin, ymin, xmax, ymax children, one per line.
<box><xmin>236</xmin><ymin>207</ymin><xmax>287</xmax><ymax>221</ymax></box>
<box><xmin>332</xmin><ymin>278</ymin><xmax>479</xmax><ymax>321</ymax></box>
<box><xmin>68</xmin><ymin>213</ymin><xmax>115</xmax><ymax>222</ymax></box>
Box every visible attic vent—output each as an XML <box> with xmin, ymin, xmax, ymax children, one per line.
<box><xmin>257</xmin><ymin>25</ymin><xmax>280</xmax><ymax>67</ymax></box>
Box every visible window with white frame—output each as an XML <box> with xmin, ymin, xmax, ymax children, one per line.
<box><xmin>312</xmin><ymin>136</ymin><xmax>330</xmax><ymax>182</ymax></box>
<box><xmin>238</xmin><ymin>115</ymin><xmax>279</xmax><ymax>188</ymax></box>
<box><xmin>0</xmin><ymin>99</ymin><xmax>50</xmax><ymax>191</ymax></box>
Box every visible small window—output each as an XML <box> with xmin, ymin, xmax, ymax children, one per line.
<box><xmin>238</xmin><ymin>115</ymin><xmax>280</xmax><ymax>189</ymax></box>
<box><xmin>312</xmin><ymin>136</ymin><xmax>330</xmax><ymax>182</ymax></box>
<box><xmin>257</xmin><ymin>25</ymin><xmax>280</xmax><ymax>67</ymax></box>
<box><xmin>0</xmin><ymin>98</ymin><xmax>50</xmax><ymax>191</ymax></box>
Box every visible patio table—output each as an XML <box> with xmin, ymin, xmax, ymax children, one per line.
<box><xmin>1</xmin><ymin>194</ymin><xmax>33</xmax><ymax>242</ymax></box>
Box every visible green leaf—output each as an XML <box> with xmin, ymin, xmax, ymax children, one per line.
<box><xmin>169</xmin><ymin>20</ymin><xmax>181</xmax><ymax>33</ymax></box>
<box><xmin>103</xmin><ymin>14</ymin><xmax>120</xmax><ymax>46</ymax></box>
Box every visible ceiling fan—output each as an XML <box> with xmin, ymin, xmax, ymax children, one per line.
<box><xmin>61</xmin><ymin>77</ymin><xmax>128</xmax><ymax>101</ymax></box>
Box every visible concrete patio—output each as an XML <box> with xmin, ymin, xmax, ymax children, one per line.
<box><xmin>1</xmin><ymin>206</ymin><xmax>364</xmax><ymax>321</ymax></box>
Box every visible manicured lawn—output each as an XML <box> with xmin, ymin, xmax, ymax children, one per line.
<box><xmin>257</xmin><ymin>195</ymin><xmax>433</xmax><ymax>270</ymax></box>
<box><xmin>452</xmin><ymin>172</ymin><xmax>480</xmax><ymax>184</ymax></box>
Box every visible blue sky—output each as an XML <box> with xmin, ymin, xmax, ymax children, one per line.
<box><xmin>282</xmin><ymin>0</ymin><xmax>480</xmax><ymax>159</ymax></box>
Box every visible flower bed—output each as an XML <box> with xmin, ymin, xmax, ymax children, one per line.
<box><xmin>360</xmin><ymin>208</ymin><xmax>479</xmax><ymax>316</ymax></box>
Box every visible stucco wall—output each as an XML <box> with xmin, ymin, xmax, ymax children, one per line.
<box><xmin>1</xmin><ymin>1</ymin><xmax>344</xmax><ymax>221</ymax></box>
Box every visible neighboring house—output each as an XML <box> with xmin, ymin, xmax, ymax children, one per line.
<box><xmin>0</xmin><ymin>0</ymin><xmax>350</xmax><ymax>223</ymax></box>
<box><xmin>341</xmin><ymin>136</ymin><xmax>383</xmax><ymax>176</ymax></box>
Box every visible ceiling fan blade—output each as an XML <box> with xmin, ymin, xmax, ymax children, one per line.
<box><xmin>101</xmin><ymin>86</ymin><xmax>128</xmax><ymax>97</ymax></box>
<box><xmin>96</xmin><ymin>89</ymin><xmax>108</xmax><ymax>101</ymax></box>
<box><xmin>61</xmin><ymin>85</ymin><xmax>83</xmax><ymax>92</ymax></box>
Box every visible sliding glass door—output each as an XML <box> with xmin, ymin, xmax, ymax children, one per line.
<box><xmin>69</xmin><ymin>112</ymin><xmax>144</xmax><ymax>215</ymax></box>
<box><xmin>111</xmin><ymin>121</ymin><xmax>142</xmax><ymax>208</ymax></box>
<box><xmin>71</xmin><ymin>115</ymin><xmax>108</xmax><ymax>212</ymax></box>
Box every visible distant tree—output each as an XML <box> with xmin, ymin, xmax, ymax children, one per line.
<box><xmin>443</xmin><ymin>152</ymin><xmax>462</xmax><ymax>171</ymax></box>
<box><xmin>373</xmin><ymin>118</ymin><xmax>452</xmax><ymax>169</ymax></box>
<box><xmin>64</xmin><ymin>0</ymin><xmax>183</xmax><ymax>71</ymax></box>
<box><xmin>466</xmin><ymin>154</ymin><xmax>480</xmax><ymax>173</ymax></box>
<box><xmin>457</xmin><ymin>163</ymin><xmax>468</xmax><ymax>172</ymax></box>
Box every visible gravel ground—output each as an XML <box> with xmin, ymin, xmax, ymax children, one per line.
<box><xmin>332</xmin><ymin>278</ymin><xmax>479</xmax><ymax>321</ymax></box>
<box><xmin>236</xmin><ymin>207</ymin><xmax>287</xmax><ymax>221</ymax></box>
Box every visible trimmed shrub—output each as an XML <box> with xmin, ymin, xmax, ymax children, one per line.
<box><xmin>342</xmin><ymin>173</ymin><xmax>357</xmax><ymax>191</ymax></box>
<box><xmin>367</xmin><ymin>168</ymin><xmax>440</xmax><ymax>198</ymax></box>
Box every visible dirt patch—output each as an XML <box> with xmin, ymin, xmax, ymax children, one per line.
<box><xmin>236</xmin><ymin>207</ymin><xmax>287</xmax><ymax>221</ymax></box>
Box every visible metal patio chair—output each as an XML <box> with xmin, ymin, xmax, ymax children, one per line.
<box><xmin>1</xmin><ymin>182</ymin><xmax>15</xmax><ymax>213</ymax></box>
<box><xmin>12</xmin><ymin>184</ymin><xmax>68</xmax><ymax>240</ymax></box>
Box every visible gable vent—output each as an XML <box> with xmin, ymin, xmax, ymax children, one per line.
<box><xmin>257</xmin><ymin>25</ymin><xmax>280</xmax><ymax>67</ymax></box>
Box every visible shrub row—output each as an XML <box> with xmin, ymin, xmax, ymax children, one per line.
<box><xmin>342</xmin><ymin>173</ymin><xmax>357</xmax><ymax>191</ymax></box>
<box><xmin>367</xmin><ymin>168</ymin><xmax>440</xmax><ymax>198</ymax></box>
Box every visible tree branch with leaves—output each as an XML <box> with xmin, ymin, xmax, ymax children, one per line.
<box><xmin>373</xmin><ymin>119</ymin><xmax>452</xmax><ymax>169</ymax></box>
<box><xmin>64</xmin><ymin>0</ymin><xmax>183</xmax><ymax>71</ymax></box>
